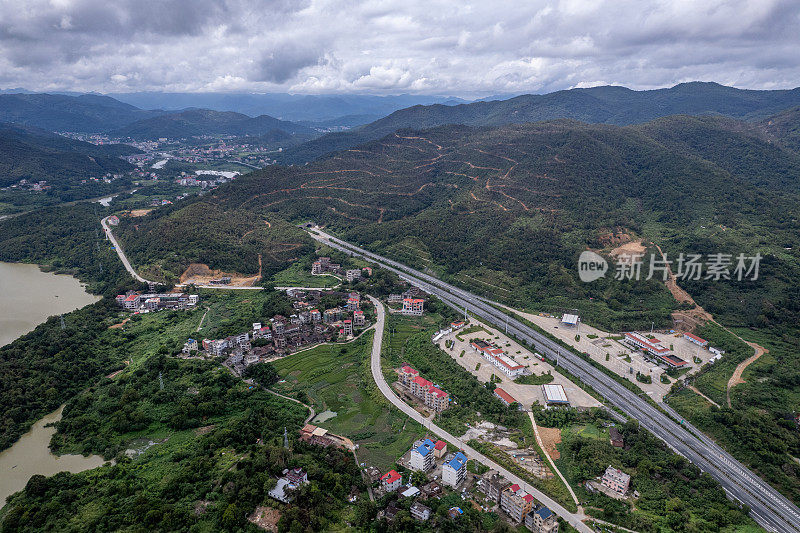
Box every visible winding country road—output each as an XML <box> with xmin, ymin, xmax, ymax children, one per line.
<box><xmin>366</xmin><ymin>296</ymin><xmax>591</xmax><ymax>532</ymax></box>
<box><xmin>101</xmin><ymin>216</ymin><xmax>150</xmax><ymax>283</ymax></box>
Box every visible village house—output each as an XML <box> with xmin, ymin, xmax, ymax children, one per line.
<box><xmin>500</xmin><ymin>484</ymin><xmax>536</xmax><ymax>523</ymax></box>
<box><xmin>401</xmin><ymin>298</ymin><xmax>425</xmax><ymax>316</ymax></box>
<box><xmin>353</xmin><ymin>309</ymin><xmax>365</xmax><ymax>326</ymax></box>
<box><xmin>442</xmin><ymin>452</ymin><xmax>468</xmax><ymax>488</ymax></box>
<box><xmin>381</xmin><ymin>470</ymin><xmax>402</xmax><ymax>492</ymax></box>
<box><xmin>346</xmin><ymin>269</ymin><xmax>362</xmax><ymax>282</ymax></box>
<box><xmin>410</xmin><ymin>501</ymin><xmax>432</xmax><ymax>521</ymax></box>
<box><xmin>182</xmin><ymin>338</ymin><xmax>198</xmax><ymax>354</ymax></box>
<box><xmin>434</xmin><ymin>439</ymin><xmax>447</xmax><ymax>459</ymax></box>
<box><xmin>525</xmin><ymin>505</ymin><xmax>559</xmax><ymax>533</ymax></box>
<box><xmin>409</xmin><ymin>439</ymin><xmax>436</xmax><ymax>471</ymax></box>
<box><xmin>269</xmin><ymin>468</ymin><xmax>309</xmax><ymax>503</ymax></box>
<box><xmin>479</xmin><ymin>470</ymin><xmax>511</xmax><ymax>503</ymax></box>
<box><xmin>601</xmin><ymin>466</ymin><xmax>631</xmax><ymax>495</ymax></box>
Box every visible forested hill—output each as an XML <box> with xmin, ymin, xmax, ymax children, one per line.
<box><xmin>0</xmin><ymin>124</ymin><xmax>139</xmax><ymax>186</ymax></box>
<box><xmin>116</xmin><ymin>112</ymin><xmax>800</xmax><ymax>333</ymax></box>
<box><xmin>0</xmin><ymin>93</ymin><xmax>162</xmax><ymax>132</ymax></box>
<box><xmin>277</xmin><ymin>82</ymin><xmax>800</xmax><ymax>164</ymax></box>
<box><xmin>108</xmin><ymin>108</ymin><xmax>318</xmax><ymax>140</ymax></box>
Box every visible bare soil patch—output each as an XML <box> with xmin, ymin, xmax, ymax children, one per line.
<box><xmin>727</xmin><ymin>341</ymin><xmax>768</xmax><ymax>407</ymax></box>
<box><xmin>179</xmin><ymin>262</ymin><xmax>260</xmax><ymax>287</ymax></box>
<box><xmin>609</xmin><ymin>239</ymin><xmax>647</xmax><ymax>259</ymax></box>
<box><xmin>109</xmin><ymin>317</ymin><xmax>131</xmax><ymax>329</ymax></box>
<box><xmin>129</xmin><ymin>209</ymin><xmax>153</xmax><ymax>217</ymax></box>
<box><xmin>248</xmin><ymin>506</ymin><xmax>281</xmax><ymax>532</ymax></box>
<box><xmin>538</xmin><ymin>426</ymin><xmax>562</xmax><ymax>460</ymax></box>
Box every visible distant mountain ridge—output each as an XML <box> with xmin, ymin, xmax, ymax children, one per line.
<box><xmin>108</xmin><ymin>108</ymin><xmax>317</xmax><ymax>140</ymax></box>
<box><xmin>276</xmin><ymin>82</ymin><xmax>800</xmax><ymax>164</ymax></box>
<box><xmin>0</xmin><ymin>93</ymin><xmax>163</xmax><ymax>132</ymax></box>
<box><xmin>106</xmin><ymin>92</ymin><xmax>471</xmax><ymax>123</ymax></box>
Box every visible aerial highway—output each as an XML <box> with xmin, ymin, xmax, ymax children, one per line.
<box><xmin>309</xmin><ymin>226</ymin><xmax>800</xmax><ymax>533</ymax></box>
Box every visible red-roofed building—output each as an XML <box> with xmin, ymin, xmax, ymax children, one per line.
<box><xmin>624</xmin><ymin>332</ymin><xmax>669</xmax><ymax>356</ymax></box>
<box><xmin>381</xmin><ymin>470</ymin><xmax>402</xmax><ymax>492</ymax></box>
<box><xmin>342</xmin><ymin>319</ymin><xmax>353</xmax><ymax>336</ymax></box>
<box><xmin>353</xmin><ymin>309</ymin><xmax>365</xmax><ymax>326</ymax></box>
<box><xmin>400</xmin><ymin>365</ymin><xmax>419</xmax><ymax>385</ymax></box>
<box><xmin>683</xmin><ymin>332</ymin><xmax>708</xmax><ymax>347</ymax></box>
<box><xmin>501</xmin><ymin>484</ymin><xmax>536</xmax><ymax>523</ymax></box>
<box><xmin>494</xmin><ymin>387</ymin><xmax>517</xmax><ymax>407</ymax></box>
<box><xmin>434</xmin><ymin>440</ymin><xmax>447</xmax><ymax>459</ymax></box>
<box><xmin>407</xmin><ymin>373</ymin><xmax>450</xmax><ymax>412</ymax></box>
<box><xmin>401</xmin><ymin>298</ymin><xmax>424</xmax><ymax>316</ymax></box>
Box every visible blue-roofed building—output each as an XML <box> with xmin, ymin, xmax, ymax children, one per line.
<box><xmin>409</xmin><ymin>438</ymin><xmax>436</xmax><ymax>471</ymax></box>
<box><xmin>442</xmin><ymin>451</ymin><xmax>468</xmax><ymax>487</ymax></box>
<box><xmin>525</xmin><ymin>505</ymin><xmax>558</xmax><ymax>533</ymax></box>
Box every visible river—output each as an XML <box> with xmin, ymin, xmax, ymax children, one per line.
<box><xmin>0</xmin><ymin>261</ymin><xmax>100</xmax><ymax>347</ymax></box>
<box><xmin>0</xmin><ymin>406</ymin><xmax>107</xmax><ymax>507</ymax></box>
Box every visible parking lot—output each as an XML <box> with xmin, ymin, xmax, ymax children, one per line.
<box><xmin>436</xmin><ymin>319</ymin><xmax>601</xmax><ymax>409</ymax></box>
<box><xmin>510</xmin><ymin>310</ymin><xmax>720</xmax><ymax>401</ymax></box>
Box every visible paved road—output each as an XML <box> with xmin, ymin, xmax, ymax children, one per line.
<box><xmin>315</xmin><ymin>228</ymin><xmax>800</xmax><ymax>533</ymax></box>
<box><xmin>101</xmin><ymin>216</ymin><xmax>150</xmax><ymax>283</ymax></box>
<box><xmin>367</xmin><ymin>296</ymin><xmax>592</xmax><ymax>533</ymax></box>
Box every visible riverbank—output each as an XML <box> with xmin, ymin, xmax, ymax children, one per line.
<box><xmin>0</xmin><ymin>261</ymin><xmax>100</xmax><ymax>347</ymax></box>
<box><xmin>0</xmin><ymin>406</ymin><xmax>107</xmax><ymax>508</ymax></box>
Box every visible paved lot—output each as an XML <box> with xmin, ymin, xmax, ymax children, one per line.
<box><xmin>509</xmin><ymin>310</ymin><xmax>722</xmax><ymax>401</ymax></box>
<box><xmin>437</xmin><ymin>319</ymin><xmax>600</xmax><ymax>409</ymax></box>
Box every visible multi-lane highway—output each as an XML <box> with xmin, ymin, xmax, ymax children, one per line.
<box><xmin>309</xmin><ymin>226</ymin><xmax>800</xmax><ymax>533</ymax></box>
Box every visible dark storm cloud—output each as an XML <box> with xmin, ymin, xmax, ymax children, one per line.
<box><xmin>0</xmin><ymin>0</ymin><xmax>798</xmax><ymax>95</ymax></box>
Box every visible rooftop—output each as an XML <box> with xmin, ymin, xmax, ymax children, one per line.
<box><xmin>381</xmin><ymin>470</ymin><xmax>401</xmax><ymax>483</ymax></box>
<box><xmin>445</xmin><ymin>452</ymin><xmax>467</xmax><ymax>471</ymax></box>
<box><xmin>494</xmin><ymin>387</ymin><xmax>517</xmax><ymax>404</ymax></box>
<box><xmin>415</xmin><ymin>439</ymin><xmax>436</xmax><ymax>457</ymax></box>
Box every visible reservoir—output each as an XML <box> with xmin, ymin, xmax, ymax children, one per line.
<box><xmin>0</xmin><ymin>261</ymin><xmax>100</xmax><ymax>347</ymax></box>
<box><xmin>0</xmin><ymin>406</ymin><xmax>107</xmax><ymax>508</ymax></box>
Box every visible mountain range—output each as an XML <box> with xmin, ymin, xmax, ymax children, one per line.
<box><xmin>276</xmin><ymin>82</ymin><xmax>800</xmax><ymax>164</ymax></box>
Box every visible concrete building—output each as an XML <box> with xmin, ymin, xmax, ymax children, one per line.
<box><xmin>347</xmin><ymin>295</ymin><xmax>361</xmax><ymax>310</ymax></box>
<box><xmin>601</xmin><ymin>466</ymin><xmax>630</xmax><ymax>495</ymax></box>
<box><xmin>624</xmin><ymin>332</ymin><xmax>669</xmax><ymax>357</ymax></box>
<box><xmin>683</xmin><ymin>332</ymin><xmax>708</xmax><ymax>347</ymax></box>
<box><xmin>525</xmin><ymin>505</ymin><xmax>559</xmax><ymax>533</ymax></box>
<box><xmin>410</xmin><ymin>376</ymin><xmax>449</xmax><ymax>412</ymax></box>
<box><xmin>401</xmin><ymin>298</ymin><xmax>424</xmax><ymax>316</ymax></box>
<box><xmin>479</xmin><ymin>470</ymin><xmax>511</xmax><ymax>503</ymax></box>
<box><xmin>410</xmin><ymin>501</ymin><xmax>432</xmax><ymax>521</ymax></box>
<box><xmin>381</xmin><ymin>470</ymin><xmax>402</xmax><ymax>492</ymax></box>
<box><xmin>410</xmin><ymin>439</ymin><xmax>436</xmax><ymax>471</ymax></box>
<box><xmin>494</xmin><ymin>387</ymin><xmax>518</xmax><ymax>407</ymax></box>
<box><xmin>346</xmin><ymin>269</ymin><xmax>362</xmax><ymax>282</ymax></box>
<box><xmin>442</xmin><ymin>452</ymin><xmax>468</xmax><ymax>488</ymax></box>
<box><xmin>269</xmin><ymin>468</ymin><xmax>309</xmax><ymax>503</ymax></box>
<box><xmin>399</xmin><ymin>365</ymin><xmax>419</xmax><ymax>385</ymax></box>
<box><xmin>500</xmin><ymin>484</ymin><xmax>536</xmax><ymax>523</ymax></box>
<box><xmin>342</xmin><ymin>319</ymin><xmax>353</xmax><ymax>336</ymax></box>
<box><xmin>353</xmin><ymin>309</ymin><xmax>365</xmax><ymax>326</ymax></box>
<box><xmin>312</xmin><ymin>261</ymin><xmax>324</xmax><ymax>275</ymax></box>
<box><xmin>310</xmin><ymin>309</ymin><xmax>322</xmax><ymax>322</ymax></box>
<box><xmin>434</xmin><ymin>440</ymin><xmax>447</xmax><ymax>459</ymax></box>
<box><xmin>542</xmin><ymin>384</ymin><xmax>570</xmax><ymax>406</ymax></box>
<box><xmin>182</xmin><ymin>338</ymin><xmax>198</xmax><ymax>354</ymax></box>
<box><xmin>471</xmin><ymin>341</ymin><xmax>525</xmax><ymax>377</ymax></box>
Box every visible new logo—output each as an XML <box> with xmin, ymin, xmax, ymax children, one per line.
<box><xmin>578</xmin><ymin>251</ymin><xmax>608</xmax><ymax>282</ymax></box>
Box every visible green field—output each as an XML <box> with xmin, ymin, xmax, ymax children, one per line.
<box><xmin>270</xmin><ymin>261</ymin><xmax>341</xmax><ymax>288</ymax></box>
<box><xmin>272</xmin><ymin>332</ymin><xmax>423</xmax><ymax>470</ymax></box>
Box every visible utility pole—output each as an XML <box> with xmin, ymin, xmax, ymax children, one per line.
<box><xmin>283</xmin><ymin>427</ymin><xmax>289</xmax><ymax>449</ymax></box>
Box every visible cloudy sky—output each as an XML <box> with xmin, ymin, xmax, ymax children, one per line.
<box><xmin>1</xmin><ymin>0</ymin><xmax>798</xmax><ymax>96</ymax></box>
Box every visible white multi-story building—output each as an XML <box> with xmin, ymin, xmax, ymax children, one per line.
<box><xmin>346</xmin><ymin>269</ymin><xmax>362</xmax><ymax>282</ymax></box>
<box><xmin>353</xmin><ymin>310</ymin><xmax>365</xmax><ymax>326</ymax></box>
<box><xmin>409</xmin><ymin>439</ymin><xmax>436</xmax><ymax>471</ymax></box>
<box><xmin>442</xmin><ymin>452</ymin><xmax>468</xmax><ymax>488</ymax></box>
<box><xmin>381</xmin><ymin>470</ymin><xmax>402</xmax><ymax>492</ymax></box>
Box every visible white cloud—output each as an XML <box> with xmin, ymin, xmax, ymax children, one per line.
<box><xmin>0</xmin><ymin>0</ymin><xmax>797</xmax><ymax>95</ymax></box>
